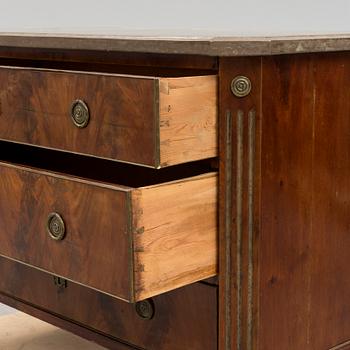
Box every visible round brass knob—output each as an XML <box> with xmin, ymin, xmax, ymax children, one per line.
<box><xmin>46</xmin><ymin>213</ymin><xmax>66</xmax><ymax>241</ymax></box>
<box><xmin>231</xmin><ymin>76</ymin><xmax>252</xmax><ymax>98</ymax></box>
<box><xmin>71</xmin><ymin>100</ymin><xmax>90</xmax><ymax>128</ymax></box>
<box><xmin>135</xmin><ymin>299</ymin><xmax>155</xmax><ymax>320</ymax></box>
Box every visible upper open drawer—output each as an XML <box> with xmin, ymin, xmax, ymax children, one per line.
<box><xmin>0</xmin><ymin>66</ymin><xmax>218</xmax><ymax>168</ymax></box>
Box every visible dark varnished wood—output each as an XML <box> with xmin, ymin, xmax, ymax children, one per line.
<box><xmin>258</xmin><ymin>54</ymin><xmax>315</xmax><ymax>349</ymax></box>
<box><xmin>258</xmin><ymin>52</ymin><xmax>350</xmax><ymax>350</ymax></box>
<box><xmin>308</xmin><ymin>53</ymin><xmax>350</xmax><ymax>349</ymax></box>
<box><xmin>0</xmin><ymin>66</ymin><xmax>157</xmax><ymax>167</ymax></box>
<box><xmin>218</xmin><ymin>57</ymin><xmax>262</xmax><ymax>350</ymax></box>
<box><xmin>0</xmin><ymin>256</ymin><xmax>217</xmax><ymax>350</ymax></box>
<box><xmin>0</xmin><ymin>161</ymin><xmax>132</xmax><ymax>300</ymax></box>
<box><xmin>0</xmin><ymin>66</ymin><xmax>218</xmax><ymax>168</ymax></box>
<box><xmin>219</xmin><ymin>52</ymin><xmax>350</xmax><ymax>350</ymax></box>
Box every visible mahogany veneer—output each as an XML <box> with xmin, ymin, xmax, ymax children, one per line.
<box><xmin>0</xmin><ymin>256</ymin><xmax>217</xmax><ymax>350</ymax></box>
<box><xmin>0</xmin><ymin>159</ymin><xmax>217</xmax><ymax>302</ymax></box>
<box><xmin>0</xmin><ymin>66</ymin><xmax>217</xmax><ymax>168</ymax></box>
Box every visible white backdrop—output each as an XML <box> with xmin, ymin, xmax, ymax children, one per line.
<box><xmin>0</xmin><ymin>0</ymin><xmax>349</xmax><ymax>36</ymax></box>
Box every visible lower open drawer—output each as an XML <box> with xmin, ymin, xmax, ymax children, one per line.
<box><xmin>0</xmin><ymin>145</ymin><xmax>217</xmax><ymax>302</ymax></box>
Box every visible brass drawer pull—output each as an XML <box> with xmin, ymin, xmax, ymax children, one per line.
<box><xmin>46</xmin><ymin>212</ymin><xmax>66</xmax><ymax>241</ymax></box>
<box><xmin>231</xmin><ymin>76</ymin><xmax>251</xmax><ymax>98</ymax></box>
<box><xmin>135</xmin><ymin>299</ymin><xmax>155</xmax><ymax>320</ymax></box>
<box><xmin>71</xmin><ymin>99</ymin><xmax>90</xmax><ymax>128</ymax></box>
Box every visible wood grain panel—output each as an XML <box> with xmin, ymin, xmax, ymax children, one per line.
<box><xmin>218</xmin><ymin>57</ymin><xmax>262</xmax><ymax>350</ymax></box>
<box><xmin>0</xmin><ymin>256</ymin><xmax>218</xmax><ymax>350</ymax></box>
<box><xmin>258</xmin><ymin>54</ymin><xmax>315</xmax><ymax>350</ymax></box>
<box><xmin>159</xmin><ymin>76</ymin><xmax>218</xmax><ymax>167</ymax></box>
<box><xmin>0</xmin><ymin>66</ymin><xmax>156</xmax><ymax>166</ymax></box>
<box><xmin>132</xmin><ymin>173</ymin><xmax>218</xmax><ymax>300</ymax></box>
<box><xmin>308</xmin><ymin>52</ymin><xmax>350</xmax><ymax>349</ymax></box>
<box><xmin>0</xmin><ymin>161</ymin><xmax>132</xmax><ymax>301</ymax></box>
<box><xmin>0</xmin><ymin>66</ymin><xmax>217</xmax><ymax>167</ymax></box>
<box><xmin>0</xmin><ymin>160</ymin><xmax>217</xmax><ymax>302</ymax></box>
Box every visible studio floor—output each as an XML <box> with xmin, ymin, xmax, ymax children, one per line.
<box><xmin>0</xmin><ymin>304</ymin><xmax>106</xmax><ymax>349</ymax></box>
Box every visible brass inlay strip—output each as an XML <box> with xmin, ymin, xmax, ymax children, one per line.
<box><xmin>247</xmin><ymin>109</ymin><xmax>256</xmax><ymax>350</ymax></box>
<box><xmin>225</xmin><ymin>110</ymin><xmax>233</xmax><ymax>350</ymax></box>
<box><xmin>225</xmin><ymin>109</ymin><xmax>255</xmax><ymax>350</ymax></box>
<box><xmin>236</xmin><ymin>109</ymin><xmax>244</xmax><ymax>350</ymax></box>
<box><xmin>329</xmin><ymin>340</ymin><xmax>350</xmax><ymax>350</ymax></box>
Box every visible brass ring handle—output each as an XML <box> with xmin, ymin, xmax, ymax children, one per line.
<box><xmin>70</xmin><ymin>99</ymin><xmax>90</xmax><ymax>128</ymax></box>
<box><xmin>46</xmin><ymin>212</ymin><xmax>66</xmax><ymax>241</ymax></box>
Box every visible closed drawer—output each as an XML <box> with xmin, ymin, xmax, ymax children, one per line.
<box><xmin>0</xmin><ymin>66</ymin><xmax>218</xmax><ymax>168</ymax></box>
<box><xmin>0</xmin><ymin>256</ymin><xmax>218</xmax><ymax>350</ymax></box>
<box><xmin>0</xmin><ymin>156</ymin><xmax>217</xmax><ymax>302</ymax></box>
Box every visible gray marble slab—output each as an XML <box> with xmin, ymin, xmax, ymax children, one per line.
<box><xmin>0</xmin><ymin>33</ymin><xmax>350</xmax><ymax>56</ymax></box>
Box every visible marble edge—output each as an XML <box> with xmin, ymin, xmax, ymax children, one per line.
<box><xmin>0</xmin><ymin>33</ymin><xmax>349</xmax><ymax>56</ymax></box>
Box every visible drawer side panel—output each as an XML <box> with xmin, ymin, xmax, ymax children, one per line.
<box><xmin>159</xmin><ymin>75</ymin><xmax>218</xmax><ymax>167</ymax></box>
<box><xmin>132</xmin><ymin>173</ymin><xmax>218</xmax><ymax>301</ymax></box>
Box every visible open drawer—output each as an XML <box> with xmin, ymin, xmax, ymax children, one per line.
<box><xmin>0</xmin><ymin>66</ymin><xmax>218</xmax><ymax>168</ymax></box>
<box><xmin>0</xmin><ymin>146</ymin><xmax>217</xmax><ymax>302</ymax></box>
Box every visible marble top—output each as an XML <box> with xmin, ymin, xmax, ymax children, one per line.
<box><xmin>1</xmin><ymin>0</ymin><xmax>349</xmax><ymax>56</ymax></box>
<box><xmin>0</xmin><ymin>33</ymin><xmax>350</xmax><ymax>56</ymax></box>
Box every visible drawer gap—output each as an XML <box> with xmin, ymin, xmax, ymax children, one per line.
<box><xmin>0</xmin><ymin>58</ymin><xmax>217</xmax><ymax>77</ymax></box>
<box><xmin>0</xmin><ymin>140</ymin><xmax>217</xmax><ymax>187</ymax></box>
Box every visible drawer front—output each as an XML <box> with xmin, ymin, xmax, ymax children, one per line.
<box><xmin>0</xmin><ymin>67</ymin><xmax>217</xmax><ymax>168</ymax></box>
<box><xmin>0</xmin><ymin>256</ymin><xmax>218</xmax><ymax>350</ymax></box>
<box><xmin>0</xmin><ymin>161</ymin><xmax>217</xmax><ymax>301</ymax></box>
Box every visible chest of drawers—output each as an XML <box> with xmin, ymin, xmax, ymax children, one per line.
<box><xmin>0</xmin><ymin>35</ymin><xmax>350</xmax><ymax>350</ymax></box>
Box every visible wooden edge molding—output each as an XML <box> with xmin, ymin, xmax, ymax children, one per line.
<box><xmin>329</xmin><ymin>340</ymin><xmax>350</xmax><ymax>350</ymax></box>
